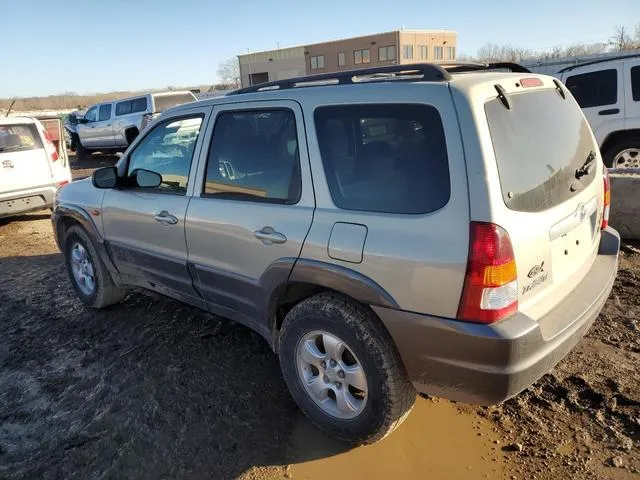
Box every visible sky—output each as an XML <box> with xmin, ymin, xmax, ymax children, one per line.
<box><xmin>0</xmin><ymin>0</ymin><xmax>637</xmax><ymax>97</ymax></box>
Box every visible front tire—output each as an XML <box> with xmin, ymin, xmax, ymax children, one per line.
<box><xmin>75</xmin><ymin>137</ymin><xmax>89</xmax><ymax>160</ymax></box>
<box><xmin>278</xmin><ymin>293</ymin><xmax>415</xmax><ymax>445</ymax></box>
<box><xmin>603</xmin><ymin>136</ymin><xmax>640</xmax><ymax>169</ymax></box>
<box><xmin>64</xmin><ymin>225</ymin><xmax>124</xmax><ymax>308</ymax></box>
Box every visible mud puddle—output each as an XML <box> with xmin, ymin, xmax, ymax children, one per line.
<box><xmin>290</xmin><ymin>397</ymin><xmax>508</xmax><ymax>480</ymax></box>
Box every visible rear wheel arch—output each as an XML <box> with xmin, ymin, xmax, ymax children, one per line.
<box><xmin>600</xmin><ymin>129</ymin><xmax>640</xmax><ymax>167</ymax></box>
<box><xmin>268</xmin><ymin>260</ymin><xmax>399</xmax><ymax>349</ymax></box>
<box><xmin>124</xmin><ymin>127</ymin><xmax>140</xmax><ymax>145</ymax></box>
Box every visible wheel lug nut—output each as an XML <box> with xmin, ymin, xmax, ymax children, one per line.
<box><xmin>329</xmin><ymin>359</ymin><xmax>337</xmax><ymax>367</ymax></box>
<box><xmin>337</xmin><ymin>370</ymin><xmax>345</xmax><ymax>379</ymax></box>
<box><xmin>321</xmin><ymin>361</ymin><xmax>327</xmax><ymax>369</ymax></box>
<box><xmin>322</xmin><ymin>375</ymin><xmax>329</xmax><ymax>383</ymax></box>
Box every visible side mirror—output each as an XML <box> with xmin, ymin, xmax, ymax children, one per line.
<box><xmin>92</xmin><ymin>166</ymin><xmax>118</xmax><ymax>189</ymax></box>
<box><xmin>132</xmin><ymin>169</ymin><xmax>162</xmax><ymax>188</ymax></box>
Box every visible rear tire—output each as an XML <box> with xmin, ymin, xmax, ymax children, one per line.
<box><xmin>278</xmin><ymin>293</ymin><xmax>415</xmax><ymax>445</ymax></box>
<box><xmin>602</xmin><ymin>136</ymin><xmax>640</xmax><ymax>169</ymax></box>
<box><xmin>64</xmin><ymin>225</ymin><xmax>124</xmax><ymax>309</ymax></box>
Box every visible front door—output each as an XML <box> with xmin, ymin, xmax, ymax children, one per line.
<box><xmin>93</xmin><ymin>104</ymin><xmax>115</xmax><ymax>147</ymax></box>
<box><xmin>185</xmin><ymin>101</ymin><xmax>314</xmax><ymax>337</ymax></box>
<box><xmin>564</xmin><ymin>63</ymin><xmax>624</xmax><ymax>146</ymax></box>
<box><xmin>101</xmin><ymin>106</ymin><xmax>210</xmax><ymax>301</ymax></box>
<box><xmin>77</xmin><ymin>105</ymin><xmax>99</xmax><ymax>147</ymax></box>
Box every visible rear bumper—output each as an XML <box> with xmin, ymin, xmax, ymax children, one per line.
<box><xmin>0</xmin><ymin>186</ymin><xmax>57</xmax><ymax>218</ymax></box>
<box><xmin>375</xmin><ymin>227</ymin><xmax>620</xmax><ymax>405</ymax></box>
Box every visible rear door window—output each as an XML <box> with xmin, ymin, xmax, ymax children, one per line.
<box><xmin>99</xmin><ymin>104</ymin><xmax>112</xmax><ymax>121</ymax></box>
<box><xmin>116</xmin><ymin>101</ymin><xmax>132</xmax><ymax>116</ymax></box>
<box><xmin>314</xmin><ymin>104</ymin><xmax>450</xmax><ymax>214</ymax></box>
<box><xmin>632</xmin><ymin>65</ymin><xmax>640</xmax><ymax>101</ymax></box>
<box><xmin>486</xmin><ymin>89</ymin><xmax>597</xmax><ymax>212</ymax></box>
<box><xmin>565</xmin><ymin>69</ymin><xmax>617</xmax><ymax>108</ymax></box>
<box><xmin>203</xmin><ymin>109</ymin><xmax>301</xmax><ymax>204</ymax></box>
<box><xmin>0</xmin><ymin>124</ymin><xmax>42</xmax><ymax>152</ymax></box>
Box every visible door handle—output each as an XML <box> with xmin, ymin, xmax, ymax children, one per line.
<box><xmin>154</xmin><ymin>210</ymin><xmax>178</xmax><ymax>225</ymax></box>
<box><xmin>598</xmin><ymin>108</ymin><xmax>620</xmax><ymax>116</ymax></box>
<box><xmin>254</xmin><ymin>226</ymin><xmax>287</xmax><ymax>245</ymax></box>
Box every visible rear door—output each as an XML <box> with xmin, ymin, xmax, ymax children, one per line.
<box><xmin>0</xmin><ymin>122</ymin><xmax>53</xmax><ymax>192</ymax></box>
<box><xmin>482</xmin><ymin>81</ymin><xmax>604</xmax><ymax>321</ymax></box>
<box><xmin>624</xmin><ymin>58</ymin><xmax>640</xmax><ymax>131</ymax></box>
<box><xmin>185</xmin><ymin>100</ymin><xmax>314</xmax><ymax>336</ymax></box>
<box><xmin>564</xmin><ymin>63</ymin><xmax>624</xmax><ymax>146</ymax></box>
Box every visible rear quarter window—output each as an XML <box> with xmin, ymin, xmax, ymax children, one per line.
<box><xmin>632</xmin><ymin>65</ymin><xmax>640</xmax><ymax>101</ymax></box>
<box><xmin>314</xmin><ymin>103</ymin><xmax>450</xmax><ymax>214</ymax></box>
<box><xmin>486</xmin><ymin>89</ymin><xmax>597</xmax><ymax>212</ymax></box>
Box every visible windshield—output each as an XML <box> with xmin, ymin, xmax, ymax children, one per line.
<box><xmin>485</xmin><ymin>89</ymin><xmax>597</xmax><ymax>212</ymax></box>
<box><xmin>0</xmin><ymin>124</ymin><xmax>43</xmax><ymax>153</ymax></box>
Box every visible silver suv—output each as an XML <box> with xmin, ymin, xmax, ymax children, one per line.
<box><xmin>52</xmin><ymin>63</ymin><xmax>619</xmax><ymax>444</ymax></box>
<box><xmin>74</xmin><ymin>91</ymin><xmax>197</xmax><ymax>158</ymax></box>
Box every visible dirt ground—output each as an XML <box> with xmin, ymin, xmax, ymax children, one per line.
<box><xmin>0</xmin><ymin>155</ymin><xmax>638</xmax><ymax>479</ymax></box>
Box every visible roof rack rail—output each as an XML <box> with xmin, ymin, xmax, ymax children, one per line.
<box><xmin>228</xmin><ymin>63</ymin><xmax>451</xmax><ymax>95</ymax></box>
<box><xmin>440</xmin><ymin>62</ymin><xmax>531</xmax><ymax>73</ymax></box>
<box><xmin>557</xmin><ymin>52</ymin><xmax>640</xmax><ymax>74</ymax></box>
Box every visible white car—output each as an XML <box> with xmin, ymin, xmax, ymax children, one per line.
<box><xmin>558</xmin><ymin>53</ymin><xmax>640</xmax><ymax>168</ymax></box>
<box><xmin>0</xmin><ymin>116</ymin><xmax>71</xmax><ymax>219</ymax></box>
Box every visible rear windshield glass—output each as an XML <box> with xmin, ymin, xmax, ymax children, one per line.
<box><xmin>486</xmin><ymin>89</ymin><xmax>596</xmax><ymax>212</ymax></box>
<box><xmin>315</xmin><ymin>104</ymin><xmax>450</xmax><ymax>214</ymax></box>
<box><xmin>0</xmin><ymin>124</ymin><xmax>42</xmax><ymax>153</ymax></box>
<box><xmin>153</xmin><ymin>93</ymin><xmax>196</xmax><ymax>113</ymax></box>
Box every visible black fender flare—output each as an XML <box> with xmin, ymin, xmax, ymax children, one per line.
<box><xmin>52</xmin><ymin>203</ymin><xmax>119</xmax><ymax>276</ymax></box>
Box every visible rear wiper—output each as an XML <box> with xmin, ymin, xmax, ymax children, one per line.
<box><xmin>575</xmin><ymin>151</ymin><xmax>596</xmax><ymax>179</ymax></box>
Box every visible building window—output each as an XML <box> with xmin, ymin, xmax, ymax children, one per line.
<box><xmin>418</xmin><ymin>45</ymin><xmax>428</xmax><ymax>60</ymax></box>
<box><xmin>446</xmin><ymin>46</ymin><xmax>456</xmax><ymax>60</ymax></box>
<box><xmin>310</xmin><ymin>55</ymin><xmax>324</xmax><ymax>70</ymax></box>
<box><xmin>378</xmin><ymin>45</ymin><xmax>397</xmax><ymax>62</ymax></box>
<box><xmin>402</xmin><ymin>45</ymin><xmax>413</xmax><ymax>60</ymax></box>
<box><xmin>354</xmin><ymin>49</ymin><xmax>370</xmax><ymax>65</ymax></box>
<box><xmin>434</xmin><ymin>46</ymin><xmax>444</xmax><ymax>61</ymax></box>
<box><xmin>338</xmin><ymin>52</ymin><xmax>346</xmax><ymax>67</ymax></box>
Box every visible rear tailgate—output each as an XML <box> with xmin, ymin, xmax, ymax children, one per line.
<box><xmin>460</xmin><ymin>74</ymin><xmax>605</xmax><ymax>329</ymax></box>
<box><xmin>35</xmin><ymin>116</ymin><xmax>71</xmax><ymax>185</ymax></box>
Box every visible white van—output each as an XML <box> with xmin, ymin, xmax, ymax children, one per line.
<box><xmin>558</xmin><ymin>53</ymin><xmax>640</xmax><ymax>168</ymax></box>
<box><xmin>0</xmin><ymin>116</ymin><xmax>71</xmax><ymax>219</ymax></box>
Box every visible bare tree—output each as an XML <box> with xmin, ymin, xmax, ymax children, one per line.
<box><xmin>610</xmin><ymin>25</ymin><xmax>633</xmax><ymax>51</ymax></box>
<box><xmin>217</xmin><ymin>57</ymin><xmax>240</xmax><ymax>87</ymax></box>
<box><xmin>476</xmin><ymin>43</ymin><xmax>532</xmax><ymax>62</ymax></box>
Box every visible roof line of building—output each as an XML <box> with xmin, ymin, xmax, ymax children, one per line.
<box><xmin>238</xmin><ymin>29</ymin><xmax>457</xmax><ymax>58</ymax></box>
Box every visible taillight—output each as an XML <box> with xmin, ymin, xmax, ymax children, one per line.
<box><xmin>43</xmin><ymin>130</ymin><xmax>59</xmax><ymax>162</ymax></box>
<box><xmin>457</xmin><ymin>222</ymin><xmax>518</xmax><ymax>324</ymax></box>
<box><xmin>602</xmin><ymin>169</ymin><xmax>610</xmax><ymax>229</ymax></box>
<box><xmin>519</xmin><ymin>77</ymin><xmax>543</xmax><ymax>88</ymax></box>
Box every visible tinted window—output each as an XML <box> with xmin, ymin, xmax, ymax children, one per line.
<box><xmin>0</xmin><ymin>124</ymin><xmax>42</xmax><ymax>152</ymax></box>
<box><xmin>99</xmin><ymin>104</ymin><xmax>111</xmax><ymax>121</ymax></box>
<box><xmin>127</xmin><ymin>116</ymin><xmax>203</xmax><ymax>195</ymax></box>
<box><xmin>203</xmin><ymin>110</ymin><xmax>301</xmax><ymax>204</ymax></box>
<box><xmin>132</xmin><ymin>97</ymin><xmax>147</xmax><ymax>113</ymax></box>
<box><xmin>486</xmin><ymin>90</ymin><xmax>596</xmax><ymax>212</ymax></box>
<box><xmin>314</xmin><ymin>104</ymin><xmax>450</xmax><ymax>214</ymax></box>
<box><xmin>565</xmin><ymin>69</ymin><xmax>617</xmax><ymax>108</ymax></box>
<box><xmin>116</xmin><ymin>101</ymin><xmax>132</xmax><ymax>116</ymax></box>
<box><xmin>84</xmin><ymin>106</ymin><xmax>98</xmax><ymax>122</ymax></box>
<box><xmin>632</xmin><ymin>65</ymin><xmax>640</xmax><ymax>101</ymax></box>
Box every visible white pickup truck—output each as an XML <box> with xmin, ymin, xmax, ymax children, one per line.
<box><xmin>0</xmin><ymin>116</ymin><xmax>71</xmax><ymax>218</ymax></box>
<box><xmin>74</xmin><ymin>90</ymin><xmax>197</xmax><ymax>158</ymax></box>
